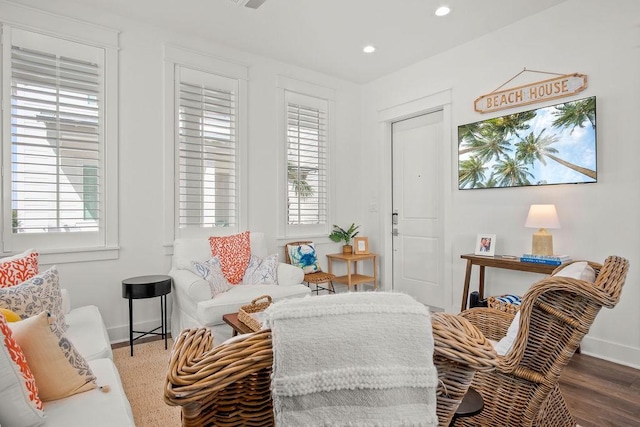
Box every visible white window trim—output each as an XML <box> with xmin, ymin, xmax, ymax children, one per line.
<box><xmin>0</xmin><ymin>4</ymin><xmax>119</xmax><ymax>264</ymax></box>
<box><xmin>162</xmin><ymin>45</ymin><xmax>248</xmax><ymax>252</ymax></box>
<box><xmin>277</xmin><ymin>75</ymin><xmax>335</xmax><ymax>239</ymax></box>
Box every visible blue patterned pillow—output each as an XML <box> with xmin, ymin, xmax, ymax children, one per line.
<box><xmin>494</xmin><ymin>294</ymin><xmax>521</xmax><ymax>306</ymax></box>
<box><xmin>0</xmin><ymin>266</ymin><xmax>67</xmax><ymax>335</ymax></box>
<box><xmin>244</xmin><ymin>254</ymin><xmax>278</xmax><ymax>285</ymax></box>
<box><xmin>191</xmin><ymin>257</ymin><xmax>232</xmax><ymax>298</ymax></box>
<box><xmin>287</xmin><ymin>243</ymin><xmax>321</xmax><ymax>274</ymax></box>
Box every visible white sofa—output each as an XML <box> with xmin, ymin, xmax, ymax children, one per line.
<box><xmin>41</xmin><ymin>292</ymin><xmax>135</xmax><ymax>426</ymax></box>
<box><xmin>170</xmin><ymin>232</ymin><xmax>310</xmax><ymax>342</ymax></box>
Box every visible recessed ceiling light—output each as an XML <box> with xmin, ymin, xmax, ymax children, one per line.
<box><xmin>363</xmin><ymin>45</ymin><xmax>376</xmax><ymax>54</ymax></box>
<box><xmin>435</xmin><ymin>6</ymin><xmax>450</xmax><ymax>16</ymax></box>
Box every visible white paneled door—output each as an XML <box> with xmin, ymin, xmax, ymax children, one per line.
<box><xmin>391</xmin><ymin>111</ymin><xmax>444</xmax><ymax>309</ymax></box>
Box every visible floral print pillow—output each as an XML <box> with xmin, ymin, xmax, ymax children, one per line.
<box><xmin>0</xmin><ymin>266</ymin><xmax>67</xmax><ymax>335</ymax></box>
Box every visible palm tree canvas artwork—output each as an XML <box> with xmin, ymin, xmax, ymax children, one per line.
<box><xmin>458</xmin><ymin>96</ymin><xmax>596</xmax><ymax>189</ymax></box>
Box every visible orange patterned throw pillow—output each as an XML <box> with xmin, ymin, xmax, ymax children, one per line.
<box><xmin>208</xmin><ymin>231</ymin><xmax>251</xmax><ymax>285</ymax></box>
<box><xmin>0</xmin><ymin>249</ymin><xmax>39</xmax><ymax>288</ymax></box>
<box><xmin>10</xmin><ymin>311</ymin><xmax>97</xmax><ymax>401</ymax></box>
<box><xmin>0</xmin><ymin>312</ymin><xmax>45</xmax><ymax>426</ymax></box>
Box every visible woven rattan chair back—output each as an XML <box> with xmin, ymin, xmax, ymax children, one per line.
<box><xmin>284</xmin><ymin>240</ymin><xmax>336</xmax><ymax>294</ymax></box>
<box><xmin>165</xmin><ymin>313</ymin><xmax>498</xmax><ymax>427</ymax></box>
<box><xmin>456</xmin><ymin>256</ymin><xmax>629</xmax><ymax>427</ymax></box>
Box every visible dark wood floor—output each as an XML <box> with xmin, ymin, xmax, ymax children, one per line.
<box><xmin>561</xmin><ymin>353</ymin><xmax>640</xmax><ymax>426</ymax></box>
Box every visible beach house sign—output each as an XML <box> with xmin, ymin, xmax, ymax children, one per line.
<box><xmin>474</xmin><ymin>73</ymin><xmax>588</xmax><ymax>113</ymax></box>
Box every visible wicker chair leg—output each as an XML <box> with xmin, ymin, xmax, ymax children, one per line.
<box><xmin>534</xmin><ymin>385</ymin><xmax>576</xmax><ymax>427</ymax></box>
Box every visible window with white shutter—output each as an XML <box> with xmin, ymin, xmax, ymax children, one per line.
<box><xmin>176</xmin><ymin>67</ymin><xmax>238</xmax><ymax>230</ymax></box>
<box><xmin>285</xmin><ymin>91</ymin><xmax>328</xmax><ymax>229</ymax></box>
<box><xmin>10</xmin><ymin>45</ymin><xmax>100</xmax><ymax>233</ymax></box>
<box><xmin>1</xmin><ymin>25</ymin><xmax>118</xmax><ymax>258</ymax></box>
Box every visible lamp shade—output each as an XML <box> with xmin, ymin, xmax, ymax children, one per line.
<box><xmin>525</xmin><ymin>204</ymin><xmax>560</xmax><ymax>229</ymax></box>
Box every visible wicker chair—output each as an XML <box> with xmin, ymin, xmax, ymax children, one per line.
<box><xmin>165</xmin><ymin>312</ymin><xmax>498</xmax><ymax>427</ymax></box>
<box><xmin>284</xmin><ymin>241</ymin><xmax>336</xmax><ymax>294</ymax></box>
<box><xmin>453</xmin><ymin>255</ymin><xmax>629</xmax><ymax>427</ymax></box>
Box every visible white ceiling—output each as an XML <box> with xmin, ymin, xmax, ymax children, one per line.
<box><xmin>9</xmin><ymin>0</ymin><xmax>568</xmax><ymax>83</ymax></box>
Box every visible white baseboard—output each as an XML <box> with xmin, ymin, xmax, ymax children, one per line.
<box><xmin>580</xmin><ymin>335</ymin><xmax>640</xmax><ymax>369</ymax></box>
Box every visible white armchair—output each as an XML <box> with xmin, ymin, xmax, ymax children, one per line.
<box><xmin>169</xmin><ymin>232</ymin><xmax>310</xmax><ymax>340</ymax></box>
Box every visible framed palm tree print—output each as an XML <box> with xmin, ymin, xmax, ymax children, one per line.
<box><xmin>458</xmin><ymin>96</ymin><xmax>596</xmax><ymax>189</ymax></box>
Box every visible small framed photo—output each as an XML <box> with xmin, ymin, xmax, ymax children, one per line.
<box><xmin>354</xmin><ymin>237</ymin><xmax>369</xmax><ymax>254</ymax></box>
<box><xmin>475</xmin><ymin>234</ymin><xmax>496</xmax><ymax>256</ymax></box>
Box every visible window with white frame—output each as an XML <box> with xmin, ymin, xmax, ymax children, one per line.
<box><xmin>176</xmin><ymin>66</ymin><xmax>239</xmax><ymax>231</ymax></box>
<box><xmin>285</xmin><ymin>91</ymin><xmax>328</xmax><ymax>231</ymax></box>
<box><xmin>1</xmin><ymin>25</ymin><xmax>118</xmax><ymax>257</ymax></box>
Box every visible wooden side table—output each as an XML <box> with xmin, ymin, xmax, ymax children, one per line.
<box><xmin>122</xmin><ymin>275</ymin><xmax>172</xmax><ymax>356</ymax></box>
<box><xmin>459</xmin><ymin>254</ymin><xmax>557</xmax><ymax>312</ymax></box>
<box><xmin>326</xmin><ymin>253</ymin><xmax>378</xmax><ymax>291</ymax></box>
<box><xmin>222</xmin><ymin>312</ymin><xmax>254</xmax><ymax>336</ymax></box>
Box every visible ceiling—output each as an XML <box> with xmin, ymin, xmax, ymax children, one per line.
<box><xmin>10</xmin><ymin>0</ymin><xmax>568</xmax><ymax>84</ymax></box>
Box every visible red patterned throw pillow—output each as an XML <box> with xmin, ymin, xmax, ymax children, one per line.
<box><xmin>208</xmin><ymin>231</ymin><xmax>251</xmax><ymax>285</ymax></box>
<box><xmin>0</xmin><ymin>249</ymin><xmax>39</xmax><ymax>288</ymax></box>
<box><xmin>0</xmin><ymin>312</ymin><xmax>44</xmax><ymax>426</ymax></box>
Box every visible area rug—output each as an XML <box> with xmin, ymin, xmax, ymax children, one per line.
<box><xmin>112</xmin><ymin>339</ymin><xmax>584</xmax><ymax>427</ymax></box>
<box><xmin>113</xmin><ymin>340</ymin><xmax>181</xmax><ymax>426</ymax></box>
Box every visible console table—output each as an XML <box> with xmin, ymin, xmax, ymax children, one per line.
<box><xmin>326</xmin><ymin>253</ymin><xmax>378</xmax><ymax>291</ymax></box>
<box><xmin>460</xmin><ymin>254</ymin><xmax>558</xmax><ymax>312</ymax></box>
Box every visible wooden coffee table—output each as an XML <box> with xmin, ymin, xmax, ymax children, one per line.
<box><xmin>222</xmin><ymin>312</ymin><xmax>254</xmax><ymax>336</ymax></box>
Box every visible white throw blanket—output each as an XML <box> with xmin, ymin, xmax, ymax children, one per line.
<box><xmin>264</xmin><ymin>292</ymin><xmax>438</xmax><ymax>427</ymax></box>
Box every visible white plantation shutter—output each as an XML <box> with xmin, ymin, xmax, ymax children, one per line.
<box><xmin>9</xmin><ymin>30</ymin><xmax>103</xmax><ymax>234</ymax></box>
<box><xmin>177</xmin><ymin>67</ymin><xmax>238</xmax><ymax>229</ymax></box>
<box><xmin>286</xmin><ymin>91</ymin><xmax>328</xmax><ymax>226</ymax></box>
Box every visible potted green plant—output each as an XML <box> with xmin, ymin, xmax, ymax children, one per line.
<box><xmin>329</xmin><ymin>223</ymin><xmax>360</xmax><ymax>254</ymax></box>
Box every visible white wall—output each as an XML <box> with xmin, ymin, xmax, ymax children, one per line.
<box><xmin>3</xmin><ymin>0</ymin><xmax>638</xmax><ymax>368</ymax></box>
<box><xmin>0</xmin><ymin>1</ymin><xmax>362</xmax><ymax>342</ymax></box>
<box><xmin>361</xmin><ymin>0</ymin><xmax>640</xmax><ymax>367</ymax></box>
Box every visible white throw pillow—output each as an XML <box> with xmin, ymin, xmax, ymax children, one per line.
<box><xmin>190</xmin><ymin>257</ymin><xmax>233</xmax><ymax>298</ymax></box>
<box><xmin>553</xmin><ymin>261</ymin><xmax>596</xmax><ymax>282</ymax></box>
<box><xmin>243</xmin><ymin>254</ymin><xmax>278</xmax><ymax>285</ymax></box>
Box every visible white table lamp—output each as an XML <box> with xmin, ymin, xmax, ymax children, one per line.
<box><xmin>525</xmin><ymin>204</ymin><xmax>560</xmax><ymax>256</ymax></box>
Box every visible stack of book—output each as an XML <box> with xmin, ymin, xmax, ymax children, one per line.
<box><xmin>520</xmin><ymin>254</ymin><xmax>571</xmax><ymax>266</ymax></box>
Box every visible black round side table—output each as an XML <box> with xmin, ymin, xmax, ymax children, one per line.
<box><xmin>449</xmin><ymin>387</ymin><xmax>484</xmax><ymax>426</ymax></box>
<box><xmin>122</xmin><ymin>275</ymin><xmax>172</xmax><ymax>356</ymax></box>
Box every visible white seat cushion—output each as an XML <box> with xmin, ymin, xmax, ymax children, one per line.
<box><xmin>65</xmin><ymin>305</ymin><xmax>113</xmax><ymax>361</ymax></box>
<box><xmin>43</xmin><ymin>358</ymin><xmax>134</xmax><ymax>426</ymax></box>
<box><xmin>493</xmin><ymin>311</ymin><xmax>520</xmax><ymax>356</ymax></box>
